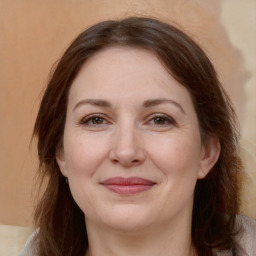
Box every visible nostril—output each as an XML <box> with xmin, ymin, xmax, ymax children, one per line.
<box><xmin>109</xmin><ymin>142</ymin><xmax>146</xmax><ymax>167</ymax></box>
<box><xmin>110</xmin><ymin>155</ymin><xmax>143</xmax><ymax>167</ymax></box>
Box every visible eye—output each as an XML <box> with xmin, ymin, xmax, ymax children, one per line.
<box><xmin>80</xmin><ymin>114</ymin><xmax>109</xmax><ymax>126</ymax></box>
<box><xmin>148</xmin><ymin>114</ymin><xmax>176</xmax><ymax>126</ymax></box>
<box><xmin>152</xmin><ymin>116</ymin><xmax>169</xmax><ymax>125</ymax></box>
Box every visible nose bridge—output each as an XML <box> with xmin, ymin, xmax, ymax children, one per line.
<box><xmin>109</xmin><ymin>120</ymin><xmax>145</xmax><ymax>166</ymax></box>
<box><xmin>117</xmin><ymin>123</ymin><xmax>137</xmax><ymax>150</ymax></box>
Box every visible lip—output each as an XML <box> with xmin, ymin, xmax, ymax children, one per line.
<box><xmin>100</xmin><ymin>177</ymin><xmax>156</xmax><ymax>195</ymax></box>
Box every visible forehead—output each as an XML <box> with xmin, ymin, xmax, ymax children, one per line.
<box><xmin>79</xmin><ymin>46</ymin><xmax>165</xmax><ymax>78</ymax></box>
<box><xmin>69</xmin><ymin>46</ymin><xmax>192</xmax><ymax>102</ymax></box>
<box><xmin>66</xmin><ymin>46</ymin><xmax>200</xmax><ymax>130</ymax></box>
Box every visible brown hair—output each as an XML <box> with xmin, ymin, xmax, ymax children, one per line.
<box><xmin>33</xmin><ymin>17</ymin><xmax>242</xmax><ymax>255</ymax></box>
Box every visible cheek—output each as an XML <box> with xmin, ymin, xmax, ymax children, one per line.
<box><xmin>63</xmin><ymin>132</ymin><xmax>110</xmax><ymax>176</ymax></box>
<box><xmin>147</xmin><ymin>132</ymin><xmax>202</xmax><ymax>177</ymax></box>
<box><xmin>150</xmin><ymin>135</ymin><xmax>202</xmax><ymax>205</ymax></box>
<box><xmin>63</xmin><ymin>134</ymin><xmax>110</xmax><ymax>214</ymax></box>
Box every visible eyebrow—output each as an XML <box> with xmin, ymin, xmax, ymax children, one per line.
<box><xmin>142</xmin><ymin>98</ymin><xmax>185</xmax><ymax>113</ymax></box>
<box><xmin>73</xmin><ymin>98</ymin><xmax>185</xmax><ymax>113</ymax></box>
<box><xmin>73</xmin><ymin>99</ymin><xmax>112</xmax><ymax>112</ymax></box>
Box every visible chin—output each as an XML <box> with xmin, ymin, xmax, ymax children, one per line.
<box><xmin>97</xmin><ymin>206</ymin><xmax>156</xmax><ymax>232</ymax></box>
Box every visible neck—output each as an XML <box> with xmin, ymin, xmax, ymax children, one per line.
<box><xmin>85</xmin><ymin>215</ymin><xmax>197</xmax><ymax>256</ymax></box>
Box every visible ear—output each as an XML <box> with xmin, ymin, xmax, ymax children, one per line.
<box><xmin>56</xmin><ymin>147</ymin><xmax>68</xmax><ymax>177</ymax></box>
<box><xmin>198</xmin><ymin>134</ymin><xmax>221</xmax><ymax>179</ymax></box>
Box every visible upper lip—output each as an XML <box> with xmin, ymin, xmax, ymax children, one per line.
<box><xmin>100</xmin><ymin>177</ymin><xmax>156</xmax><ymax>185</ymax></box>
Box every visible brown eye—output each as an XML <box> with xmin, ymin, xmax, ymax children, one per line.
<box><xmin>91</xmin><ymin>117</ymin><xmax>104</xmax><ymax>124</ymax></box>
<box><xmin>80</xmin><ymin>114</ymin><xmax>108</xmax><ymax>126</ymax></box>
<box><xmin>153</xmin><ymin>117</ymin><xmax>168</xmax><ymax>125</ymax></box>
<box><xmin>148</xmin><ymin>114</ymin><xmax>176</xmax><ymax>127</ymax></box>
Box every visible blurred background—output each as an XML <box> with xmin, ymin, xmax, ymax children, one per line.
<box><xmin>0</xmin><ymin>0</ymin><xmax>255</xmax><ymax>254</ymax></box>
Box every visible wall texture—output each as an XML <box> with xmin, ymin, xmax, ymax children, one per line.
<box><xmin>0</xmin><ymin>0</ymin><xmax>255</xmax><ymax>226</ymax></box>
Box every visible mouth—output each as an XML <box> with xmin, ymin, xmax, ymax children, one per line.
<box><xmin>100</xmin><ymin>177</ymin><xmax>156</xmax><ymax>195</ymax></box>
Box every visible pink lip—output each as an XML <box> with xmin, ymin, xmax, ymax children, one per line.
<box><xmin>100</xmin><ymin>177</ymin><xmax>156</xmax><ymax>195</ymax></box>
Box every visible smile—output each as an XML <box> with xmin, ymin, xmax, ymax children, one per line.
<box><xmin>100</xmin><ymin>177</ymin><xmax>156</xmax><ymax>195</ymax></box>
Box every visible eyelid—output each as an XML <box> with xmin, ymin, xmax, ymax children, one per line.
<box><xmin>145</xmin><ymin>113</ymin><xmax>177</xmax><ymax>126</ymax></box>
<box><xmin>77</xmin><ymin>112</ymin><xmax>176</xmax><ymax>128</ymax></box>
<box><xmin>79</xmin><ymin>113</ymin><xmax>111</xmax><ymax>126</ymax></box>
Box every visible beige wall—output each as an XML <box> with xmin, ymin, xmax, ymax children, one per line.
<box><xmin>1</xmin><ymin>0</ymin><xmax>255</xmax><ymax>226</ymax></box>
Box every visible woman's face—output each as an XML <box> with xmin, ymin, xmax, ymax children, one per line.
<box><xmin>57</xmin><ymin>47</ymin><xmax>219</xmax><ymax>232</ymax></box>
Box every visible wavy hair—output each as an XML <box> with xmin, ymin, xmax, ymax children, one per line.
<box><xmin>33</xmin><ymin>17</ymin><xmax>242</xmax><ymax>255</ymax></box>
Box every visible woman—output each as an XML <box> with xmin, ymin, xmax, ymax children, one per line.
<box><xmin>19</xmin><ymin>17</ymin><xmax>256</xmax><ymax>256</ymax></box>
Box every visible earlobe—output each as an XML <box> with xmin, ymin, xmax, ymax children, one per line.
<box><xmin>198</xmin><ymin>134</ymin><xmax>221</xmax><ymax>179</ymax></box>
<box><xmin>56</xmin><ymin>147</ymin><xmax>68</xmax><ymax>177</ymax></box>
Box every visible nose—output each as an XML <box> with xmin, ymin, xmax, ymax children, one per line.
<box><xmin>109</xmin><ymin>126</ymin><xmax>146</xmax><ymax>167</ymax></box>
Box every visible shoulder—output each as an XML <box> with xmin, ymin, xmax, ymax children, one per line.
<box><xmin>215</xmin><ymin>215</ymin><xmax>256</xmax><ymax>256</ymax></box>
<box><xmin>235</xmin><ymin>215</ymin><xmax>256</xmax><ymax>254</ymax></box>
<box><xmin>18</xmin><ymin>229</ymin><xmax>39</xmax><ymax>256</ymax></box>
<box><xmin>236</xmin><ymin>214</ymin><xmax>256</xmax><ymax>231</ymax></box>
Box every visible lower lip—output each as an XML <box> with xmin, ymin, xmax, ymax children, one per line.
<box><xmin>102</xmin><ymin>184</ymin><xmax>154</xmax><ymax>195</ymax></box>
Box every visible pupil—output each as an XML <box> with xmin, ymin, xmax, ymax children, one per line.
<box><xmin>155</xmin><ymin>117</ymin><xmax>165</xmax><ymax>124</ymax></box>
<box><xmin>93</xmin><ymin>117</ymin><xmax>102</xmax><ymax>124</ymax></box>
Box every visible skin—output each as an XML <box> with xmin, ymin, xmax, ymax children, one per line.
<box><xmin>57</xmin><ymin>47</ymin><xmax>220</xmax><ymax>256</ymax></box>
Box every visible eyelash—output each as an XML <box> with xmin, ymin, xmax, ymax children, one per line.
<box><xmin>146</xmin><ymin>113</ymin><xmax>177</xmax><ymax>127</ymax></box>
<box><xmin>79</xmin><ymin>114</ymin><xmax>110</xmax><ymax>126</ymax></box>
<box><xmin>79</xmin><ymin>113</ymin><xmax>176</xmax><ymax>127</ymax></box>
